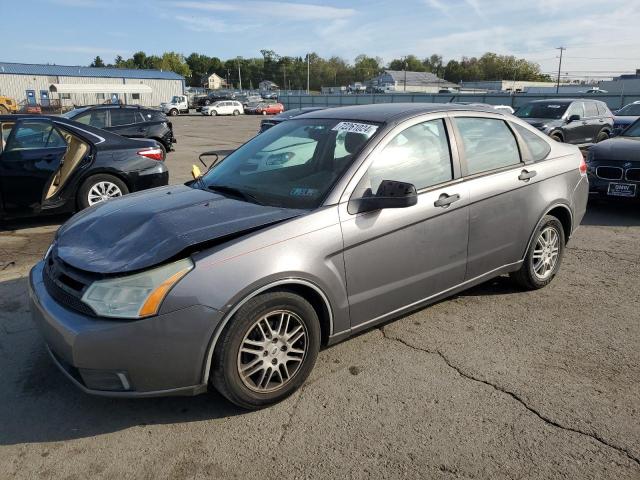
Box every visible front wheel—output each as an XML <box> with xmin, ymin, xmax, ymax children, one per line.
<box><xmin>210</xmin><ymin>110</ymin><xmax>217</xmax><ymax>116</ymax></box>
<box><xmin>549</xmin><ymin>132</ymin><xmax>563</xmax><ymax>142</ymax></box>
<box><xmin>169</xmin><ymin>109</ymin><xmax>179</xmax><ymax>116</ymax></box>
<box><xmin>510</xmin><ymin>215</ymin><xmax>565</xmax><ymax>290</ymax></box>
<box><xmin>77</xmin><ymin>174</ymin><xmax>129</xmax><ymax>210</ymax></box>
<box><xmin>596</xmin><ymin>130</ymin><xmax>609</xmax><ymax>143</ymax></box>
<box><xmin>211</xmin><ymin>291</ymin><xmax>321</xmax><ymax>409</ymax></box>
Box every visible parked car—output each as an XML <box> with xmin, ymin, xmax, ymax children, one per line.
<box><xmin>585</xmin><ymin>118</ymin><xmax>640</xmax><ymax>200</ymax></box>
<box><xmin>201</xmin><ymin>101</ymin><xmax>244</xmax><ymax>116</ymax></box>
<box><xmin>195</xmin><ymin>92</ymin><xmax>237</xmax><ymax>111</ymax></box>
<box><xmin>612</xmin><ymin>101</ymin><xmax>640</xmax><ymax>136</ymax></box>
<box><xmin>515</xmin><ymin>99</ymin><xmax>614</xmax><ymax>146</ymax></box>
<box><xmin>160</xmin><ymin>95</ymin><xmax>190</xmax><ymax>116</ymax></box>
<box><xmin>0</xmin><ymin>114</ymin><xmax>168</xmax><ymax>218</ymax></box>
<box><xmin>454</xmin><ymin>102</ymin><xmax>514</xmax><ymax>115</ymax></box>
<box><xmin>259</xmin><ymin>107</ymin><xmax>327</xmax><ymax>132</ymax></box>
<box><xmin>63</xmin><ymin>105</ymin><xmax>176</xmax><ymax>153</ymax></box>
<box><xmin>29</xmin><ymin>104</ymin><xmax>588</xmax><ymax>409</ymax></box>
<box><xmin>244</xmin><ymin>102</ymin><xmax>284</xmax><ymax>115</ymax></box>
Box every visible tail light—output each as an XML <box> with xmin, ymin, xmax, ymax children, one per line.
<box><xmin>137</xmin><ymin>147</ymin><xmax>164</xmax><ymax>161</ymax></box>
<box><xmin>579</xmin><ymin>155</ymin><xmax>587</xmax><ymax>175</ymax></box>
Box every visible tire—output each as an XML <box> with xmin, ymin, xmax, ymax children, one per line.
<box><xmin>77</xmin><ymin>174</ymin><xmax>129</xmax><ymax>210</ymax></box>
<box><xmin>262</xmin><ymin>110</ymin><xmax>267</xmax><ymax>115</ymax></box>
<box><xmin>549</xmin><ymin>132</ymin><xmax>563</xmax><ymax>142</ymax></box>
<box><xmin>596</xmin><ymin>130</ymin><xmax>609</xmax><ymax>143</ymax></box>
<box><xmin>233</xmin><ymin>109</ymin><xmax>240</xmax><ymax>116</ymax></box>
<box><xmin>0</xmin><ymin>105</ymin><xmax>8</xmax><ymax>114</ymax></box>
<box><xmin>169</xmin><ymin>109</ymin><xmax>179</xmax><ymax>116</ymax></box>
<box><xmin>510</xmin><ymin>215</ymin><xmax>565</xmax><ymax>290</ymax></box>
<box><xmin>210</xmin><ymin>110</ymin><xmax>217</xmax><ymax>116</ymax></box>
<box><xmin>211</xmin><ymin>291</ymin><xmax>321</xmax><ymax>410</ymax></box>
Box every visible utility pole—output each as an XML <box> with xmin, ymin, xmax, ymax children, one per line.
<box><xmin>237</xmin><ymin>58</ymin><xmax>242</xmax><ymax>91</ymax></box>
<box><xmin>403</xmin><ymin>57</ymin><xmax>407</xmax><ymax>92</ymax></box>
<box><xmin>555</xmin><ymin>47</ymin><xmax>566</xmax><ymax>94</ymax></box>
<box><xmin>306</xmin><ymin>54</ymin><xmax>310</xmax><ymax>94</ymax></box>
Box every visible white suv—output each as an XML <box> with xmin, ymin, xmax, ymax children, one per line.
<box><xmin>201</xmin><ymin>101</ymin><xmax>244</xmax><ymax>116</ymax></box>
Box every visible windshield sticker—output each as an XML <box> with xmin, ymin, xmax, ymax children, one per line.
<box><xmin>332</xmin><ymin>122</ymin><xmax>378</xmax><ymax>135</ymax></box>
<box><xmin>290</xmin><ymin>187</ymin><xmax>318</xmax><ymax>197</ymax></box>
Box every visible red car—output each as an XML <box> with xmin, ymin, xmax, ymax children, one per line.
<box><xmin>256</xmin><ymin>102</ymin><xmax>284</xmax><ymax>115</ymax></box>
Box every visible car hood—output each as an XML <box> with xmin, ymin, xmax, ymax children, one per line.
<box><xmin>613</xmin><ymin>115</ymin><xmax>639</xmax><ymax>125</ymax></box>
<box><xmin>589</xmin><ymin>136</ymin><xmax>640</xmax><ymax>162</ymax></box>
<box><xmin>56</xmin><ymin>185</ymin><xmax>306</xmax><ymax>274</ymax></box>
<box><xmin>519</xmin><ymin>118</ymin><xmax>559</xmax><ymax>128</ymax></box>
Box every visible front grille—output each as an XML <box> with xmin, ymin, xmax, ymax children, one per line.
<box><xmin>43</xmin><ymin>254</ymin><xmax>97</xmax><ymax>317</ymax></box>
<box><xmin>596</xmin><ymin>166</ymin><xmax>623</xmax><ymax>180</ymax></box>
<box><xmin>626</xmin><ymin>168</ymin><xmax>640</xmax><ymax>182</ymax></box>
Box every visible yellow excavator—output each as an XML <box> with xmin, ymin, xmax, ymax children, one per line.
<box><xmin>0</xmin><ymin>96</ymin><xmax>18</xmax><ymax>114</ymax></box>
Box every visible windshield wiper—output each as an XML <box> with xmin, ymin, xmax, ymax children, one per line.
<box><xmin>208</xmin><ymin>184</ymin><xmax>263</xmax><ymax>205</ymax></box>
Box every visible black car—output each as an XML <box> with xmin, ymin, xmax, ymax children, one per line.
<box><xmin>612</xmin><ymin>102</ymin><xmax>640</xmax><ymax>136</ymax></box>
<box><xmin>515</xmin><ymin>99</ymin><xmax>614</xmax><ymax>146</ymax></box>
<box><xmin>62</xmin><ymin>105</ymin><xmax>176</xmax><ymax>152</ymax></box>
<box><xmin>0</xmin><ymin>115</ymin><xmax>168</xmax><ymax>218</ymax></box>
<box><xmin>585</xmin><ymin>118</ymin><xmax>640</xmax><ymax>200</ymax></box>
<box><xmin>259</xmin><ymin>107</ymin><xmax>327</xmax><ymax>132</ymax></box>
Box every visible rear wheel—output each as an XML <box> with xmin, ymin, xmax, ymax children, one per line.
<box><xmin>510</xmin><ymin>215</ymin><xmax>565</xmax><ymax>290</ymax></box>
<box><xmin>596</xmin><ymin>130</ymin><xmax>609</xmax><ymax>142</ymax></box>
<box><xmin>233</xmin><ymin>109</ymin><xmax>240</xmax><ymax>116</ymax></box>
<box><xmin>77</xmin><ymin>174</ymin><xmax>129</xmax><ymax>210</ymax></box>
<box><xmin>262</xmin><ymin>110</ymin><xmax>267</xmax><ymax>115</ymax></box>
<box><xmin>211</xmin><ymin>291</ymin><xmax>321</xmax><ymax>409</ymax></box>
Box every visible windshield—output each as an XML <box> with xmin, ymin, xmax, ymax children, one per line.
<box><xmin>61</xmin><ymin>107</ymin><xmax>89</xmax><ymax>118</ymax></box>
<box><xmin>617</xmin><ymin>104</ymin><xmax>640</xmax><ymax>116</ymax></box>
<box><xmin>516</xmin><ymin>103</ymin><xmax>568</xmax><ymax>120</ymax></box>
<box><xmin>198</xmin><ymin>118</ymin><xmax>380</xmax><ymax>209</ymax></box>
<box><xmin>622</xmin><ymin>120</ymin><xmax>640</xmax><ymax>137</ymax></box>
<box><xmin>170</xmin><ymin>96</ymin><xmax>181</xmax><ymax>103</ymax></box>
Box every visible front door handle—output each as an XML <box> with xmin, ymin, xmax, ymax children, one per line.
<box><xmin>434</xmin><ymin>193</ymin><xmax>460</xmax><ymax>208</ymax></box>
<box><xmin>518</xmin><ymin>169</ymin><xmax>537</xmax><ymax>181</ymax></box>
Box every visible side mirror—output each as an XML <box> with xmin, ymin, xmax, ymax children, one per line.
<box><xmin>567</xmin><ymin>114</ymin><xmax>581</xmax><ymax>123</ymax></box>
<box><xmin>351</xmin><ymin>180</ymin><xmax>418</xmax><ymax>214</ymax></box>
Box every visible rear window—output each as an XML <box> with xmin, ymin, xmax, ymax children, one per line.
<box><xmin>110</xmin><ymin>109</ymin><xmax>137</xmax><ymax>126</ymax></box>
<box><xmin>584</xmin><ymin>102</ymin><xmax>598</xmax><ymax>117</ymax></box>
<box><xmin>516</xmin><ymin>103</ymin><xmax>568</xmax><ymax>120</ymax></box>
<box><xmin>455</xmin><ymin>117</ymin><xmax>521</xmax><ymax>175</ymax></box>
<box><xmin>511</xmin><ymin>123</ymin><xmax>551</xmax><ymax>162</ymax></box>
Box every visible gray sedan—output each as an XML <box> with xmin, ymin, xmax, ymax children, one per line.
<box><xmin>29</xmin><ymin>103</ymin><xmax>589</xmax><ymax>409</ymax></box>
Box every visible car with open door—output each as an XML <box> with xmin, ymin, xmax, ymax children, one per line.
<box><xmin>29</xmin><ymin>104</ymin><xmax>587</xmax><ymax>409</ymax></box>
<box><xmin>0</xmin><ymin>114</ymin><xmax>168</xmax><ymax>219</ymax></box>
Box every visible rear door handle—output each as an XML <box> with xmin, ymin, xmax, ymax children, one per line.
<box><xmin>434</xmin><ymin>193</ymin><xmax>460</xmax><ymax>208</ymax></box>
<box><xmin>518</xmin><ymin>169</ymin><xmax>537</xmax><ymax>181</ymax></box>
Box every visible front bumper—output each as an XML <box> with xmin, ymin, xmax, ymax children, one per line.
<box><xmin>29</xmin><ymin>261</ymin><xmax>223</xmax><ymax>397</ymax></box>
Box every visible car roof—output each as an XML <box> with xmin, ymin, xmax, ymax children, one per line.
<box><xmin>526</xmin><ymin>99</ymin><xmax>596</xmax><ymax>104</ymax></box>
<box><xmin>295</xmin><ymin>102</ymin><xmax>500</xmax><ymax>123</ymax></box>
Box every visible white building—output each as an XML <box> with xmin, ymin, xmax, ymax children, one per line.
<box><xmin>202</xmin><ymin>72</ymin><xmax>227</xmax><ymax>90</ymax></box>
<box><xmin>0</xmin><ymin>62</ymin><xmax>185</xmax><ymax>110</ymax></box>
<box><xmin>368</xmin><ymin>70</ymin><xmax>458</xmax><ymax>93</ymax></box>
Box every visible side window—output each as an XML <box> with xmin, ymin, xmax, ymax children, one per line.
<box><xmin>354</xmin><ymin>119</ymin><xmax>453</xmax><ymax>195</ymax></box>
<box><xmin>75</xmin><ymin>110</ymin><xmax>107</xmax><ymax>128</ymax></box>
<box><xmin>110</xmin><ymin>109</ymin><xmax>137</xmax><ymax>126</ymax></box>
<box><xmin>511</xmin><ymin>123</ymin><xmax>551</xmax><ymax>162</ymax></box>
<box><xmin>584</xmin><ymin>102</ymin><xmax>598</xmax><ymax>117</ymax></box>
<box><xmin>135</xmin><ymin>112</ymin><xmax>149</xmax><ymax>123</ymax></box>
<box><xmin>566</xmin><ymin>102</ymin><xmax>584</xmax><ymax>119</ymax></box>
<box><xmin>5</xmin><ymin>122</ymin><xmax>66</xmax><ymax>152</ymax></box>
<box><xmin>1</xmin><ymin>122</ymin><xmax>14</xmax><ymax>152</ymax></box>
<box><xmin>597</xmin><ymin>102</ymin><xmax>612</xmax><ymax>116</ymax></box>
<box><xmin>455</xmin><ymin>117</ymin><xmax>521</xmax><ymax>175</ymax></box>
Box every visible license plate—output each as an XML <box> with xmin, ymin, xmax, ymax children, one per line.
<box><xmin>607</xmin><ymin>183</ymin><xmax>636</xmax><ymax>197</ymax></box>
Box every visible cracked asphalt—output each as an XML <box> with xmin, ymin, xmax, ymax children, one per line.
<box><xmin>1</xmin><ymin>115</ymin><xmax>639</xmax><ymax>479</ymax></box>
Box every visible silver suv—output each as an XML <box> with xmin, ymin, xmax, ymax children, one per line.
<box><xmin>30</xmin><ymin>104</ymin><xmax>589</xmax><ymax>409</ymax></box>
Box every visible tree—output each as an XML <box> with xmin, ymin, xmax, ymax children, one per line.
<box><xmin>90</xmin><ymin>56</ymin><xmax>105</xmax><ymax>68</ymax></box>
<box><xmin>157</xmin><ymin>52</ymin><xmax>191</xmax><ymax>78</ymax></box>
<box><xmin>354</xmin><ymin>54</ymin><xmax>382</xmax><ymax>81</ymax></box>
<box><xmin>388</xmin><ymin>55</ymin><xmax>425</xmax><ymax>72</ymax></box>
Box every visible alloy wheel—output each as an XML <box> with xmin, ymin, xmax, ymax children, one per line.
<box><xmin>87</xmin><ymin>181</ymin><xmax>123</xmax><ymax>206</ymax></box>
<box><xmin>237</xmin><ymin>310</ymin><xmax>307</xmax><ymax>393</ymax></box>
<box><xmin>532</xmin><ymin>226</ymin><xmax>559</xmax><ymax>280</ymax></box>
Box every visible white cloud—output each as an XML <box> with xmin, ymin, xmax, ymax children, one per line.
<box><xmin>24</xmin><ymin>44</ymin><xmax>128</xmax><ymax>56</ymax></box>
<box><xmin>423</xmin><ymin>0</ymin><xmax>451</xmax><ymax>16</ymax></box>
<box><xmin>170</xmin><ymin>1</ymin><xmax>355</xmax><ymax>20</ymax></box>
<box><xmin>175</xmin><ymin>15</ymin><xmax>252</xmax><ymax>33</ymax></box>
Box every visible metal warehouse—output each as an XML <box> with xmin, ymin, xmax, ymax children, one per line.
<box><xmin>0</xmin><ymin>62</ymin><xmax>185</xmax><ymax>110</ymax></box>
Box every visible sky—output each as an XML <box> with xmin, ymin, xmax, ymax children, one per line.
<box><xmin>4</xmin><ymin>0</ymin><xmax>640</xmax><ymax>80</ymax></box>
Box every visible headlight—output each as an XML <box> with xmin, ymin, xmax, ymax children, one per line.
<box><xmin>81</xmin><ymin>258</ymin><xmax>193</xmax><ymax>319</ymax></box>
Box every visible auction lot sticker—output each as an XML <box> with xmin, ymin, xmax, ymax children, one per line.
<box><xmin>332</xmin><ymin>122</ymin><xmax>378</xmax><ymax>135</ymax></box>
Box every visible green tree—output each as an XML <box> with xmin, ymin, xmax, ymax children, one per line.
<box><xmin>90</xmin><ymin>56</ymin><xmax>105</xmax><ymax>67</ymax></box>
<box><xmin>388</xmin><ymin>55</ymin><xmax>425</xmax><ymax>72</ymax></box>
<box><xmin>354</xmin><ymin>54</ymin><xmax>382</xmax><ymax>82</ymax></box>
